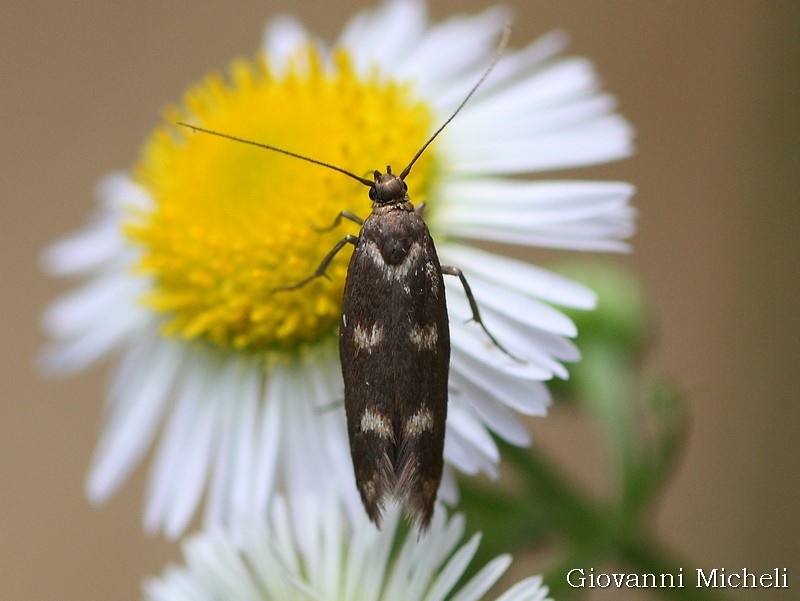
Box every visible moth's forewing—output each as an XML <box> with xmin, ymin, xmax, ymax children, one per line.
<box><xmin>339</xmin><ymin>204</ymin><xmax>449</xmax><ymax>530</ymax></box>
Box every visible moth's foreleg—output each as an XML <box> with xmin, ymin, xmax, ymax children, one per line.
<box><xmin>313</xmin><ymin>210</ymin><xmax>364</xmax><ymax>232</ymax></box>
<box><xmin>441</xmin><ymin>265</ymin><xmax>523</xmax><ymax>362</ymax></box>
<box><xmin>414</xmin><ymin>202</ymin><xmax>427</xmax><ymax>216</ymax></box>
<box><xmin>274</xmin><ymin>235</ymin><xmax>359</xmax><ymax>292</ymax></box>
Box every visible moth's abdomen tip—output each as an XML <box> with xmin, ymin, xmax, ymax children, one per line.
<box><xmin>367</xmin><ymin>500</ymin><xmax>433</xmax><ymax>534</ymax></box>
<box><xmin>394</xmin><ymin>478</ymin><xmax>437</xmax><ymax>533</ymax></box>
<box><xmin>366</xmin><ymin>506</ymin><xmax>385</xmax><ymax>529</ymax></box>
<box><xmin>405</xmin><ymin>496</ymin><xmax>436</xmax><ymax>532</ymax></box>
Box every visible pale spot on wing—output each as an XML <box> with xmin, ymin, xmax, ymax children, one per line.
<box><xmin>353</xmin><ymin>323</ymin><xmax>384</xmax><ymax>352</ymax></box>
<box><xmin>408</xmin><ymin>323</ymin><xmax>438</xmax><ymax>350</ymax></box>
<box><xmin>425</xmin><ymin>261</ymin><xmax>440</xmax><ymax>298</ymax></box>
<box><xmin>405</xmin><ymin>406</ymin><xmax>434</xmax><ymax>436</ymax></box>
<box><xmin>360</xmin><ymin>408</ymin><xmax>394</xmax><ymax>440</ymax></box>
<box><xmin>363</xmin><ymin>239</ymin><xmax>423</xmax><ymax>282</ymax></box>
<box><xmin>363</xmin><ymin>479</ymin><xmax>378</xmax><ymax>503</ymax></box>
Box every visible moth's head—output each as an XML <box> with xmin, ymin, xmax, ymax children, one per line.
<box><xmin>369</xmin><ymin>166</ymin><xmax>408</xmax><ymax>205</ymax></box>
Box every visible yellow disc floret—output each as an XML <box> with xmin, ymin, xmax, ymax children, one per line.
<box><xmin>126</xmin><ymin>47</ymin><xmax>434</xmax><ymax>353</ymax></box>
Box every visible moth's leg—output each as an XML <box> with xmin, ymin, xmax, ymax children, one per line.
<box><xmin>441</xmin><ymin>265</ymin><xmax>523</xmax><ymax>362</ymax></box>
<box><xmin>414</xmin><ymin>202</ymin><xmax>427</xmax><ymax>216</ymax></box>
<box><xmin>274</xmin><ymin>235</ymin><xmax>359</xmax><ymax>291</ymax></box>
<box><xmin>313</xmin><ymin>210</ymin><xmax>364</xmax><ymax>232</ymax></box>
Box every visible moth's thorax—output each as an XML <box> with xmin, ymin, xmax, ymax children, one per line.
<box><xmin>370</xmin><ymin>200</ymin><xmax>415</xmax><ymax>218</ymax></box>
<box><xmin>370</xmin><ymin>169</ymin><xmax>409</xmax><ymax>206</ymax></box>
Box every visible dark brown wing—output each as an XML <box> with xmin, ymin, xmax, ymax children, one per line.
<box><xmin>339</xmin><ymin>206</ymin><xmax>449</xmax><ymax>530</ymax></box>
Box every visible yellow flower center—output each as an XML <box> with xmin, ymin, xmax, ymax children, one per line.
<box><xmin>126</xmin><ymin>47</ymin><xmax>434</xmax><ymax>353</ymax></box>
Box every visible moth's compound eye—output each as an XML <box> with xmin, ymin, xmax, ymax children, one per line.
<box><xmin>369</xmin><ymin>187</ymin><xmax>377</xmax><ymax>201</ymax></box>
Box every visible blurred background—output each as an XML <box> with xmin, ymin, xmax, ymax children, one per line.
<box><xmin>2</xmin><ymin>1</ymin><xmax>798</xmax><ymax>600</ymax></box>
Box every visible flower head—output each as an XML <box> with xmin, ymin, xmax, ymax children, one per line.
<box><xmin>42</xmin><ymin>0</ymin><xmax>634</xmax><ymax>536</ymax></box>
<box><xmin>144</xmin><ymin>497</ymin><xmax>552</xmax><ymax>601</ymax></box>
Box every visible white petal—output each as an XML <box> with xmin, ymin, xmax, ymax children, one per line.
<box><xmin>459</xmin><ymin>57</ymin><xmax>606</xmax><ymax>124</ymax></box>
<box><xmin>227</xmin><ymin>363</ymin><xmax>262</xmax><ymax>517</ymax></box>
<box><xmin>439</xmin><ymin>178</ymin><xmax>636</xmax><ymax>250</ymax></box>
<box><xmin>266</xmin><ymin>498</ymin><xmax>301</xmax><ymax>580</ymax></box>
<box><xmin>307</xmin><ymin>355</ymin><xmax>364</xmax><ymax>520</ymax></box>
<box><xmin>394</xmin><ymin>6</ymin><xmax>510</xmax><ymax>95</ymax></box>
<box><xmin>440</xmin><ymin>178</ymin><xmax>635</xmax><ymax>211</ymax></box>
<box><xmin>345</xmin><ymin>507</ymin><xmax>398</xmax><ymax>600</ymax></box>
<box><xmin>41</xmin><ymin>221</ymin><xmax>125</xmax><ymax>276</ymax></box>
<box><xmin>339</xmin><ymin>0</ymin><xmax>427</xmax><ymax>73</ymax></box>
<box><xmin>438</xmin><ymin>244</ymin><xmax>597</xmax><ymax>309</ymax></box>
<box><xmin>261</xmin><ymin>15</ymin><xmax>314</xmax><ymax>75</ymax></box>
<box><xmin>86</xmin><ymin>332</ymin><xmax>182</xmax><ymax>502</ymax></box>
<box><xmin>423</xmin><ymin>533</ymin><xmax>482</xmax><ymax>601</ymax></box>
<box><xmin>449</xmin><ymin>372</ymin><xmax>530</xmax><ymax>447</ymax></box>
<box><xmin>204</xmin><ymin>358</ymin><xmax>256</xmax><ymax>527</ymax></box>
<box><xmin>252</xmin><ymin>367</ymin><xmax>284</xmax><ymax>511</ymax></box>
<box><xmin>164</xmin><ymin>373</ymin><xmax>221</xmax><ymax>537</ymax></box>
<box><xmin>203</xmin><ymin>406</ymin><xmax>236</xmax><ymax>528</ymax></box>
<box><xmin>282</xmin><ymin>358</ymin><xmax>347</xmax><ymax>517</ymax></box>
<box><xmin>183</xmin><ymin>532</ymin><xmax>258</xmax><ymax>599</ymax></box>
<box><xmin>444</xmin><ymin>420</ymin><xmax>497</xmax><ymax>477</ymax></box>
<box><xmin>450</xmin><ymin>554</ymin><xmax>512</xmax><ymax>601</ymax></box>
<box><xmin>293</xmin><ymin>496</ymin><xmax>323</xmax><ymax>584</ymax></box>
<box><xmin>98</xmin><ymin>171</ymin><xmax>152</xmax><ymax>212</ymax></box>
<box><xmin>40</xmin><ymin>284</ymin><xmax>149</xmax><ymax>375</ymax></box>
<box><xmin>447</xmin><ymin>287</ymin><xmax>579</xmax><ymax>370</ymax></box>
<box><xmin>460</xmin><ymin>94</ymin><xmax>620</xmax><ymax>141</ymax></box>
<box><xmin>316</xmin><ymin>498</ymin><xmax>344</xmax><ymax>597</ymax></box>
<box><xmin>442</xmin><ymin>52</ymin><xmax>635</xmax><ymax>173</ymax></box>
<box><xmin>447</xmin><ymin>403</ymin><xmax>499</xmax><ymax>464</ymax></box>
<box><xmin>383</xmin><ymin>508</ymin><xmax>435</xmax><ymax>598</ymax></box>
<box><xmin>429</xmin><ymin>31</ymin><xmax>570</xmax><ymax>112</ymax></box>
<box><xmin>145</xmin><ymin>500</ymin><xmax>545</xmax><ymax>601</ymax></box>
<box><xmin>495</xmin><ymin>576</ymin><xmax>551</xmax><ymax>601</ymax></box>
<box><xmin>43</xmin><ymin>173</ymin><xmax>147</xmax><ymax>276</ymax></box>
<box><xmin>443</xmin><ymin>217</ymin><xmax>633</xmax><ymax>251</ymax></box>
<box><xmin>446</xmin><ymin>114</ymin><xmax>634</xmax><ymax>174</ymax></box>
<box><xmin>42</xmin><ymin>271</ymin><xmax>146</xmax><ymax>339</ymax></box>
<box><xmin>438</xmin><ymin>467</ymin><xmax>458</xmax><ymax>506</ymax></box>
<box><xmin>449</xmin><ymin>313</ymin><xmax>565</xmax><ymax>381</ymax></box>
<box><xmin>268</xmin><ymin>352</ymin><xmax>359</xmax><ymax>541</ymax></box>
<box><xmin>145</xmin><ymin>362</ymin><xmax>215</xmax><ymax>536</ymax></box>
<box><xmin>384</xmin><ymin>509</ymin><xmax>446</xmax><ymax>601</ymax></box>
<box><xmin>450</xmin><ymin>347</ymin><xmax>552</xmax><ymax>417</ymax></box>
<box><xmin>466</xmin><ymin>276</ymin><xmax>578</xmax><ymax>338</ymax></box>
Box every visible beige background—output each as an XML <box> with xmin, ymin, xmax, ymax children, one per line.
<box><xmin>2</xmin><ymin>1</ymin><xmax>798</xmax><ymax>600</ymax></box>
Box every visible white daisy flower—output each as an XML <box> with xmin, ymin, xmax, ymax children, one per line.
<box><xmin>41</xmin><ymin>0</ymin><xmax>634</xmax><ymax>537</ymax></box>
<box><xmin>144</xmin><ymin>496</ymin><xmax>552</xmax><ymax>601</ymax></box>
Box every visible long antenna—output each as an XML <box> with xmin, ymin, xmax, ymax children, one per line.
<box><xmin>398</xmin><ymin>23</ymin><xmax>511</xmax><ymax>180</ymax></box>
<box><xmin>175</xmin><ymin>123</ymin><xmax>374</xmax><ymax>187</ymax></box>
<box><xmin>177</xmin><ymin>23</ymin><xmax>511</xmax><ymax>185</ymax></box>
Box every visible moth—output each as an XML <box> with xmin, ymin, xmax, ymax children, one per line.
<box><xmin>179</xmin><ymin>26</ymin><xmax>515</xmax><ymax>531</ymax></box>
